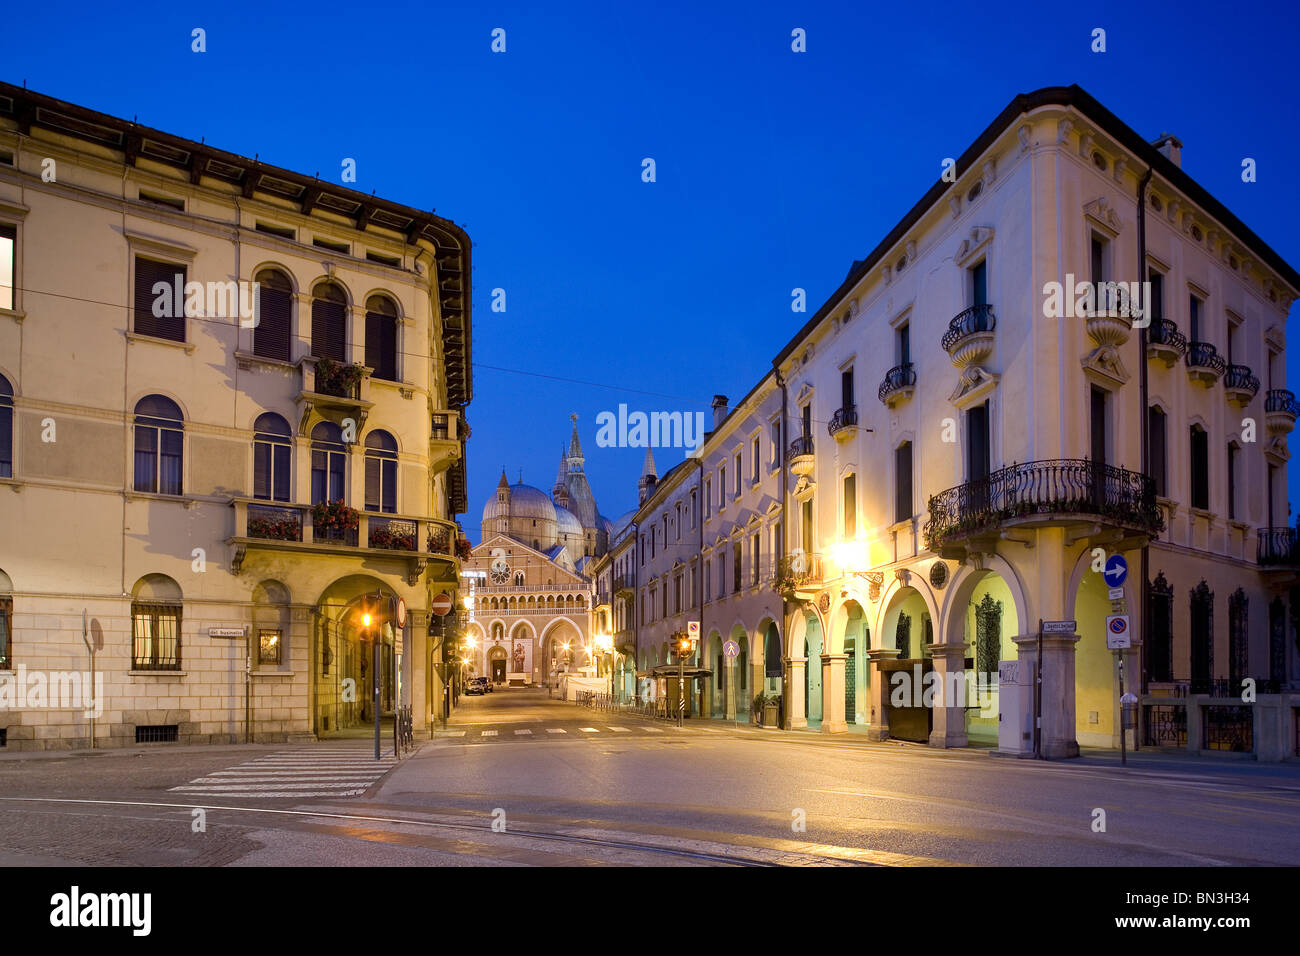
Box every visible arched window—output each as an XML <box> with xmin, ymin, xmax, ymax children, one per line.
<box><xmin>365</xmin><ymin>295</ymin><xmax>398</xmax><ymax>382</ymax></box>
<box><xmin>0</xmin><ymin>376</ymin><xmax>12</xmax><ymax>478</ymax></box>
<box><xmin>131</xmin><ymin>574</ymin><xmax>182</xmax><ymax>671</ymax></box>
<box><xmin>364</xmin><ymin>430</ymin><xmax>397</xmax><ymax>513</ymax></box>
<box><xmin>514</xmin><ymin>571</ymin><xmax>524</xmax><ymax>586</ymax></box>
<box><xmin>310</xmin><ymin>421</ymin><xmax>346</xmax><ymax>504</ymax></box>
<box><xmin>253</xmin><ymin>268</ymin><xmax>293</xmax><ymax>362</ymax></box>
<box><xmin>764</xmin><ymin>622</ymin><xmax>781</xmax><ymax>677</ymax></box>
<box><xmin>133</xmin><ymin>395</ymin><xmax>183</xmax><ymax>495</ymax></box>
<box><xmin>311</xmin><ymin>282</ymin><xmax>347</xmax><ymax>363</ymax></box>
<box><xmin>253</xmin><ymin>412</ymin><xmax>292</xmax><ymax>501</ymax></box>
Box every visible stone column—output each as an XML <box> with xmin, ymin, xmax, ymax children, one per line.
<box><xmin>928</xmin><ymin>642</ymin><xmax>970</xmax><ymax>749</ymax></box>
<box><xmin>785</xmin><ymin>656</ymin><xmax>807</xmax><ymax>729</ymax></box>
<box><xmin>821</xmin><ymin>653</ymin><xmax>848</xmax><ymax>733</ymax></box>
<box><xmin>1012</xmin><ymin>631</ymin><xmax>1081</xmax><ymax>759</ymax></box>
<box><xmin>866</xmin><ymin>648</ymin><xmax>900</xmax><ymax>741</ymax></box>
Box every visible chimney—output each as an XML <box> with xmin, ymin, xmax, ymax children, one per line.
<box><xmin>711</xmin><ymin>394</ymin><xmax>729</xmax><ymax>431</ymax></box>
<box><xmin>1153</xmin><ymin>132</ymin><xmax>1182</xmax><ymax>168</ymax></box>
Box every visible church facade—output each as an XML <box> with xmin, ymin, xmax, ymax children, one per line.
<box><xmin>461</xmin><ymin>417</ymin><xmax>628</xmax><ymax>684</ymax></box>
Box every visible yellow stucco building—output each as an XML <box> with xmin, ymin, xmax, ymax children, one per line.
<box><xmin>0</xmin><ymin>83</ymin><xmax>471</xmax><ymax>749</ymax></box>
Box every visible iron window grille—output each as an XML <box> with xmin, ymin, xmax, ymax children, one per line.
<box><xmin>132</xmin><ymin>603</ymin><xmax>182</xmax><ymax>670</ymax></box>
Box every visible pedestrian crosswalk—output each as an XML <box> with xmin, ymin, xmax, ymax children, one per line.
<box><xmin>170</xmin><ymin>748</ymin><xmax>397</xmax><ymax>799</ymax></box>
<box><xmin>435</xmin><ymin>723</ymin><xmax>675</xmax><ymax>741</ymax></box>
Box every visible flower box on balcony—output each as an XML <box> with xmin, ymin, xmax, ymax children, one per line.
<box><xmin>311</xmin><ymin>500</ymin><xmax>359</xmax><ymax>543</ymax></box>
<box><xmin>247</xmin><ymin>511</ymin><xmax>302</xmax><ymax>541</ymax></box>
<box><xmin>313</xmin><ymin>358</ymin><xmax>364</xmax><ymax>399</ymax></box>
<box><xmin>455</xmin><ymin>537</ymin><xmax>473</xmax><ymax>560</ymax></box>
<box><xmin>369</xmin><ymin>519</ymin><xmax>417</xmax><ymax>551</ymax></box>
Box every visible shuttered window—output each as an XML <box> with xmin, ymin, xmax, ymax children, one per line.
<box><xmin>311</xmin><ymin>283</ymin><xmax>347</xmax><ymax>362</ymax></box>
<box><xmin>365</xmin><ymin>295</ymin><xmax>398</xmax><ymax>381</ymax></box>
<box><xmin>134</xmin><ymin>257</ymin><xmax>186</xmax><ymax>342</ymax></box>
<box><xmin>253</xmin><ymin>269</ymin><xmax>293</xmax><ymax>362</ymax></box>
<box><xmin>894</xmin><ymin>442</ymin><xmax>913</xmax><ymax>523</ymax></box>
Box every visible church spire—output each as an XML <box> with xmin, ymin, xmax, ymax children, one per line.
<box><xmin>553</xmin><ymin>446</ymin><xmax>571</xmax><ymax>509</ymax></box>
<box><xmin>637</xmin><ymin>447</ymin><xmax>658</xmax><ymax>505</ymax></box>
<box><xmin>566</xmin><ymin>413</ymin><xmax>585</xmax><ymax>470</ymax></box>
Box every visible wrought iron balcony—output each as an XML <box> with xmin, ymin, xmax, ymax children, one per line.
<box><xmin>230</xmin><ymin>498</ymin><xmax>459</xmax><ymax>584</ymax></box>
<box><xmin>613</xmin><ymin>574</ymin><xmax>633</xmax><ymax>596</ymax></box>
<box><xmin>775</xmin><ymin>551</ymin><xmax>824</xmax><ymax>598</ymax></box>
<box><xmin>878</xmin><ymin>363</ymin><xmax>917</xmax><ymax>408</ymax></box>
<box><xmin>924</xmin><ymin>459</ymin><xmax>1163</xmax><ymax>556</ymax></box>
<box><xmin>1265</xmin><ymin>388</ymin><xmax>1298</xmax><ymax>437</ymax></box>
<box><xmin>1223</xmin><ymin>365</ymin><xmax>1260</xmax><ymax>406</ymax></box>
<box><xmin>1146</xmin><ymin>318</ymin><xmax>1187</xmax><ymax>367</ymax></box>
<box><xmin>941</xmin><ymin>304</ymin><xmax>997</xmax><ymax>367</ymax></box>
<box><xmin>828</xmin><ymin>405</ymin><xmax>859</xmax><ymax>441</ymax></box>
<box><xmin>788</xmin><ymin>435</ymin><xmax>815</xmax><ymax>477</ymax></box>
<box><xmin>1185</xmin><ymin>341</ymin><xmax>1226</xmax><ymax>386</ymax></box>
<box><xmin>1258</xmin><ymin>527</ymin><xmax>1300</xmax><ymax>566</ymax></box>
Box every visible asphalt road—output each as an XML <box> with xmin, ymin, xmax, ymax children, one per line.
<box><xmin>0</xmin><ymin>686</ymin><xmax>1297</xmax><ymax>866</ymax></box>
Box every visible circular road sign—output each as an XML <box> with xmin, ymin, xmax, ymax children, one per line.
<box><xmin>431</xmin><ymin>592</ymin><xmax>453</xmax><ymax>617</ymax></box>
<box><xmin>395</xmin><ymin>597</ymin><xmax>407</xmax><ymax>628</ymax></box>
<box><xmin>723</xmin><ymin>640</ymin><xmax>740</xmax><ymax>659</ymax></box>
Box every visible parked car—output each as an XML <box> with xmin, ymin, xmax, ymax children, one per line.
<box><xmin>465</xmin><ymin>677</ymin><xmax>487</xmax><ymax>696</ymax></box>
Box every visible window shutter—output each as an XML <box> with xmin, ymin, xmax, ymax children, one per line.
<box><xmin>134</xmin><ymin>258</ymin><xmax>186</xmax><ymax>342</ymax></box>
<box><xmin>312</xmin><ymin>299</ymin><xmax>347</xmax><ymax>362</ymax></box>
<box><xmin>255</xmin><ymin>285</ymin><xmax>293</xmax><ymax>361</ymax></box>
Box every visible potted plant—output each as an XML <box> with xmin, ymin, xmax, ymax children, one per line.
<box><xmin>455</xmin><ymin>537</ymin><xmax>473</xmax><ymax>560</ymax></box>
<box><xmin>311</xmin><ymin>499</ymin><xmax>359</xmax><ymax>542</ymax></box>
<box><xmin>313</xmin><ymin>357</ymin><xmax>364</xmax><ymax>398</ymax></box>
<box><xmin>247</xmin><ymin>512</ymin><xmax>301</xmax><ymax>541</ymax></box>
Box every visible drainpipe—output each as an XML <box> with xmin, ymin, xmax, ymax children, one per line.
<box><xmin>1136</xmin><ymin>163</ymin><xmax>1154</xmax><ymax>742</ymax></box>
<box><xmin>774</xmin><ymin>363</ymin><xmax>789</xmax><ymax>727</ymax></box>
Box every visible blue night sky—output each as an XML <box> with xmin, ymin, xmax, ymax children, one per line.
<box><xmin>8</xmin><ymin>0</ymin><xmax>1298</xmax><ymax>537</ymax></box>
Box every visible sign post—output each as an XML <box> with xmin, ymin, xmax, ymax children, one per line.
<box><xmin>1106</xmin><ymin>613</ymin><xmax>1132</xmax><ymax>767</ymax></box>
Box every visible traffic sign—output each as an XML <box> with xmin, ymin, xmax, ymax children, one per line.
<box><xmin>395</xmin><ymin>597</ymin><xmax>407</xmax><ymax>628</ymax></box>
<box><xmin>431</xmin><ymin>592</ymin><xmax>453</xmax><ymax>617</ymax></box>
<box><xmin>1107</xmin><ymin>587</ymin><xmax>1125</xmax><ymax>601</ymax></box>
<box><xmin>678</xmin><ymin>698</ymin><xmax>686</xmax><ymax>711</ymax></box>
<box><xmin>723</xmin><ymin>640</ymin><xmax>739</xmax><ymax>659</ymax></box>
<box><xmin>1105</xmin><ymin>614</ymin><xmax>1131</xmax><ymax>649</ymax></box>
<box><xmin>1103</xmin><ymin>554</ymin><xmax>1128</xmax><ymax>588</ymax></box>
<box><xmin>1042</xmin><ymin>620</ymin><xmax>1077</xmax><ymax>634</ymax></box>
<box><xmin>687</xmin><ymin>621</ymin><xmax>700</xmax><ymax>639</ymax></box>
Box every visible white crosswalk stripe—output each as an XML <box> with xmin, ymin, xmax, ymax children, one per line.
<box><xmin>579</xmin><ymin>727</ymin><xmax>599</xmax><ymax>733</ymax></box>
<box><xmin>514</xmin><ymin>729</ymin><xmax>532</xmax><ymax>735</ymax></box>
<box><xmin>480</xmin><ymin>730</ymin><xmax>498</xmax><ymax>737</ymax></box>
<box><xmin>170</xmin><ymin>748</ymin><xmax>397</xmax><ymax>799</ymax></box>
<box><xmin>547</xmin><ymin>728</ymin><xmax>567</xmax><ymax>734</ymax></box>
<box><xmin>607</xmin><ymin>726</ymin><xmax>631</xmax><ymax>733</ymax></box>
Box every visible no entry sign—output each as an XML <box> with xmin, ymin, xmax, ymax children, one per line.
<box><xmin>431</xmin><ymin>592</ymin><xmax>453</xmax><ymax>617</ymax></box>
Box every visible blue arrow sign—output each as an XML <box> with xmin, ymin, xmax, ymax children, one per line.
<box><xmin>1103</xmin><ymin>554</ymin><xmax>1128</xmax><ymax>588</ymax></box>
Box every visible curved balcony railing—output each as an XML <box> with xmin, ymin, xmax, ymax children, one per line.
<box><xmin>788</xmin><ymin>436</ymin><xmax>814</xmax><ymax>459</ymax></box>
<box><xmin>940</xmin><ymin>304</ymin><xmax>997</xmax><ymax>354</ymax></box>
<box><xmin>1258</xmin><ymin>527</ymin><xmax>1300</xmax><ymax>566</ymax></box>
<box><xmin>1223</xmin><ymin>364</ymin><xmax>1260</xmax><ymax>399</ymax></box>
<box><xmin>1265</xmin><ymin>388</ymin><xmax>1297</xmax><ymax>415</ymax></box>
<box><xmin>924</xmin><ymin>459</ymin><xmax>1163</xmax><ymax>552</ymax></box>
<box><xmin>827</xmin><ymin>405</ymin><xmax>858</xmax><ymax>437</ymax></box>
<box><xmin>1185</xmin><ymin>341</ymin><xmax>1226</xmax><ymax>377</ymax></box>
<box><xmin>1148</xmin><ymin>318</ymin><xmax>1185</xmax><ymax>349</ymax></box>
<box><xmin>877</xmin><ymin>363</ymin><xmax>917</xmax><ymax>404</ymax></box>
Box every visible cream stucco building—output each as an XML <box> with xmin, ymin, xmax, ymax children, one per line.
<box><xmin>592</xmin><ymin>85</ymin><xmax>1300</xmax><ymax>760</ymax></box>
<box><xmin>0</xmin><ymin>83</ymin><xmax>471</xmax><ymax>749</ymax></box>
